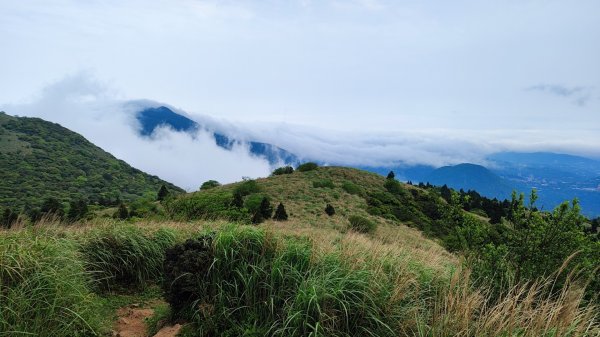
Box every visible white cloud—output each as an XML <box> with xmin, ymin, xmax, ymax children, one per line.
<box><xmin>1</xmin><ymin>73</ymin><xmax>272</xmax><ymax>190</ymax></box>
<box><xmin>1</xmin><ymin>1</ymin><xmax>600</xmax><ymax>172</ymax></box>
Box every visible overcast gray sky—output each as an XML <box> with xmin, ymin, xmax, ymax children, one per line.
<box><xmin>1</xmin><ymin>0</ymin><xmax>600</xmax><ymax>186</ymax></box>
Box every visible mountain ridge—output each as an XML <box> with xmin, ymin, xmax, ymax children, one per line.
<box><xmin>0</xmin><ymin>111</ymin><xmax>183</xmax><ymax>210</ymax></box>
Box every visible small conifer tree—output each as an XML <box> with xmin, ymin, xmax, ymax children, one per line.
<box><xmin>273</xmin><ymin>203</ymin><xmax>288</xmax><ymax>221</ymax></box>
<box><xmin>251</xmin><ymin>211</ymin><xmax>264</xmax><ymax>224</ymax></box>
<box><xmin>231</xmin><ymin>191</ymin><xmax>244</xmax><ymax>208</ymax></box>
<box><xmin>67</xmin><ymin>199</ymin><xmax>88</xmax><ymax>221</ymax></box>
<box><xmin>325</xmin><ymin>204</ymin><xmax>335</xmax><ymax>216</ymax></box>
<box><xmin>259</xmin><ymin>197</ymin><xmax>273</xmax><ymax>219</ymax></box>
<box><xmin>116</xmin><ymin>203</ymin><xmax>129</xmax><ymax>219</ymax></box>
<box><xmin>1</xmin><ymin>208</ymin><xmax>18</xmax><ymax>229</ymax></box>
<box><xmin>157</xmin><ymin>184</ymin><xmax>169</xmax><ymax>201</ymax></box>
<box><xmin>386</xmin><ymin>171</ymin><xmax>395</xmax><ymax>179</ymax></box>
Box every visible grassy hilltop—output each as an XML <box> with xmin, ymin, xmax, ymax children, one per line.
<box><xmin>1</xmin><ymin>163</ymin><xmax>599</xmax><ymax>336</ymax></box>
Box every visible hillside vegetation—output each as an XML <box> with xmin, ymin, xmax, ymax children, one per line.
<box><xmin>0</xmin><ymin>112</ymin><xmax>182</xmax><ymax>211</ymax></box>
<box><xmin>1</xmin><ymin>164</ymin><xmax>598</xmax><ymax>336</ymax></box>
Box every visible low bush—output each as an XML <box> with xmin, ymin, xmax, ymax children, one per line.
<box><xmin>272</xmin><ymin>166</ymin><xmax>294</xmax><ymax>175</ymax></box>
<box><xmin>200</xmin><ymin>180</ymin><xmax>221</xmax><ymax>190</ymax></box>
<box><xmin>244</xmin><ymin>194</ymin><xmax>268</xmax><ymax>214</ymax></box>
<box><xmin>165</xmin><ymin>190</ymin><xmax>249</xmax><ymax>222</ymax></box>
<box><xmin>80</xmin><ymin>225</ymin><xmax>177</xmax><ymax>291</ymax></box>
<box><xmin>312</xmin><ymin>179</ymin><xmax>335</xmax><ymax>189</ymax></box>
<box><xmin>348</xmin><ymin>215</ymin><xmax>377</xmax><ymax>233</ymax></box>
<box><xmin>233</xmin><ymin>179</ymin><xmax>261</xmax><ymax>196</ymax></box>
<box><xmin>325</xmin><ymin>204</ymin><xmax>335</xmax><ymax>216</ymax></box>
<box><xmin>341</xmin><ymin>181</ymin><xmax>362</xmax><ymax>196</ymax></box>
<box><xmin>297</xmin><ymin>162</ymin><xmax>318</xmax><ymax>172</ymax></box>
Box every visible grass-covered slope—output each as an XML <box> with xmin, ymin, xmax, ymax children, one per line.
<box><xmin>0</xmin><ymin>112</ymin><xmax>183</xmax><ymax>209</ymax></box>
<box><xmin>169</xmin><ymin>166</ymin><xmax>413</xmax><ymax>225</ymax></box>
<box><xmin>167</xmin><ymin>166</ymin><xmax>471</xmax><ymax>248</ymax></box>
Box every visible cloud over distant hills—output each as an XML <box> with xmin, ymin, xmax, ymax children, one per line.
<box><xmin>3</xmin><ymin>74</ymin><xmax>600</xmax><ymax>189</ymax></box>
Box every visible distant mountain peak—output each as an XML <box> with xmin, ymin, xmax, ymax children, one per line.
<box><xmin>136</xmin><ymin>106</ymin><xmax>197</xmax><ymax>136</ymax></box>
<box><xmin>134</xmin><ymin>105</ymin><xmax>299</xmax><ymax>166</ymax></box>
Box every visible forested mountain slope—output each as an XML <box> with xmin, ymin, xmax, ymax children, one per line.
<box><xmin>0</xmin><ymin>112</ymin><xmax>182</xmax><ymax>210</ymax></box>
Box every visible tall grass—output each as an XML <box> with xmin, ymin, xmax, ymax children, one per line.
<box><xmin>80</xmin><ymin>224</ymin><xmax>177</xmax><ymax>291</ymax></box>
<box><xmin>164</xmin><ymin>226</ymin><xmax>410</xmax><ymax>337</ymax></box>
<box><xmin>415</xmin><ymin>267</ymin><xmax>599</xmax><ymax>337</ymax></box>
<box><xmin>2</xmin><ymin>220</ymin><xmax>597</xmax><ymax>337</ymax></box>
<box><xmin>164</xmin><ymin>225</ymin><xmax>599</xmax><ymax>337</ymax></box>
<box><xmin>0</xmin><ymin>230</ymin><xmax>101</xmax><ymax>336</ymax></box>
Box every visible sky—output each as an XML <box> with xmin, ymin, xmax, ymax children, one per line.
<box><xmin>1</xmin><ymin>0</ymin><xmax>599</xmax><ymax>187</ymax></box>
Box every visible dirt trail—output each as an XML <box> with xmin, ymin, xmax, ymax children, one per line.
<box><xmin>113</xmin><ymin>301</ymin><xmax>181</xmax><ymax>337</ymax></box>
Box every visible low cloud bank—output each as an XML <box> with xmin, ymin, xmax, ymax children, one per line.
<box><xmin>1</xmin><ymin>74</ymin><xmax>272</xmax><ymax>190</ymax></box>
<box><xmin>3</xmin><ymin>74</ymin><xmax>599</xmax><ymax>190</ymax></box>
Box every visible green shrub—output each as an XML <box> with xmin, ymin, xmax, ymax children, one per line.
<box><xmin>233</xmin><ymin>179</ymin><xmax>261</xmax><ymax>196</ymax></box>
<box><xmin>341</xmin><ymin>181</ymin><xmax>362</xmax><ymax>195</ymax></box>
<box><xmin>0</xmin><ymin>231</ymin><xmax>102</xmax><ymax>336</ymax></box>
<box><xmin>297</xmin><ymin>162</ymin><xmax>318</xmax><ymax>172</ymax></box>
<box><xmin>165</xmin><ymin>191</ymin><xmax>249</xmax><ymax>222</ymax></box>
<box><xmin>80</xmin><ymin>225</ymin><xmax>177</xmax><ymax>290</ymax></box>
<box><xmin>244</xmin><ymin>194</ymin><xmax>266</xmax><ymax>214</ymax></box>
<box><xmin>272</xmin><ymin>166</ymin><xmax>294</xmax><ymax>175</ymax></box>
<box><xmin>312</xmin><ymin>179</ymin><xmax>335</xmax><ymax>188</ymax></box>
<box><xmin>200</xmin><ymin>180</ymin><xmax>221</xmax><ymax>190</ymax></box>
<box><xmin>348</xmin><ymin>215</ymin><xmax>377</xmax><ymax>233</ymax></box>
<box><xmin>273</xmin><ymin>202</ymin><xmax>288</xmax><ymax>221</ymax></box>
<box><xmin>325</xmin><ymin>204</ymin><xmax>335</xmax><ymax>216</ymax></box>
<box><xmin>162</xmin><ymin>226</ymin><xmax>396</xmax><ymax>337</ymax></box>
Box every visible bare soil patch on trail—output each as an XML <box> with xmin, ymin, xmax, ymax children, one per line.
<box><xmin>113</xmin><ymin>300</ymin><xmax>181</xmax><ymax>337</ymax></box>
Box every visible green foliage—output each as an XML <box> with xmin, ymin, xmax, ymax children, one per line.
<box><xmin>80</xmin><ymin>225</ymin><xmax>177</xmax><ymax>291</ymax></box>
<box><xmin>259</xmin><ymin>197</ymin><xmax>273</xmax><ymax>219</ymax></box>
<box><xmin>297</xmin><ymin>162</ymin><xmax>318</xmax><ymax>172</ymax></box>
<box><xmin>162</xmin><ymin>226</ymin><xmax>395</xmax><ymax>337</ymax></box>
<box><xmin>367</xmin><ymin>185</ymin><xmax>438</xmax><ymax>233</ymax></box>
<box><xmin>312</xmin><ymin>179</ymin><xmax>335</xmax><ymax>188</ymax></box>
<box><xmin>66</xmin><ymin>198</ymin><xmax>88</xmax><ymax>221</ymax></box>
<box><xmin>348</xmin><ymin>215</ymin><xmax>377</xmax><ymax>233</ymax></box>
<box><xmin>341</xmin><ymin>181</ymin><xmax>363</xmax><ymax>196</ymax></box>
<box><xmin>0</xmin><ymin>231</ymin><xmax>103</xmax><ymax>336</ymax></box>
<box><xmin>166</xmin><ymin>190</ymin><xmax>250</xmax><ymax>222</ymax></box>
<box><xmin>128</xmin><ymin>196</ymin><xmax>163</xmax><ymax>218</ymax></box>
<box><xmin>0</xmin><ymin>113</ymin><xmax>183</xmax><ymax>211</ymax></box>
<box><xmin>115</xmin><ymin>203</ymin><xmax>130</xmax><ymax>219</ymax></box>
<box><xmin>1</xmin><ymin>207</ymin><xmax>18</xmax><ymax>229</ymax></box>
<box><xmin>436</xmin><ymin>190</ymin><xmax>600</xmax><ymax>297</ymax></box>
<box><xmin>386</xmin><ymin>171</ymin><xmax>395</xmax><ymax>179</ymax></box>
<box><xmin>233</xmin><ymin>179</ymin><xmax>261</xmax><ymax>196</ymax></box>
<box><xmin>273</xmin><ymin>203</ymin><xmax>288</xmax><ymax>221</ymax></box>
<box><xmin>247</xmin><ymin>196</ymin><xmax>273</xmax><ymax>224</ymax></box>
<box><xmin>200</xmin><ymin>180</ymin><xmax>221</xmax><ymax>190</ymax></box>
<box><xmin>41</xmin><ymin>197</ymin><xmax>64</xmax><ymax>218</ymax></box>
<box><xmin>157</xmin><ymin>184</ymin><xmax>169</xmax><ymax>201</ymax></box>
<box><xmin>244</xmin><ymin>194</ymin><xmax>267</xmax><ymax>214</ymax></box>
<box><xmin>272</xmin><ymin>166</ymin><xmax>294</xmax><ymax>175</ymax></box>
<box><xmin>325</xmin><ymin>203</ymin><xmax>335</xmax><ymax>216</ymax></box>
<box><xmin>251</xmin><ymin>211</ymin><xmax>264</xmax><ymax>224</ymax></box>
<box><xmin>231</xmin><ymin>191</ymin><xmax>244</xmax><ymax>208</ymax></box>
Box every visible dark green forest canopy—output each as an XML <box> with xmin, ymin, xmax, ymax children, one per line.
<box><xmin>0</xmin><ymin>112</ymin><xmax>183</xmax><ymax>210</ymax></box>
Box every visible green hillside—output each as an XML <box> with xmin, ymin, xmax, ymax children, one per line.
<box><xmin>0</xmin><ymin>112</ymin><xmax>183</xmax><ymax>210</ymax></box>
<box><xmin>1</xmin><ymin>163</ymin><xmax>598</xmax><ymax>336</ymax></box>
